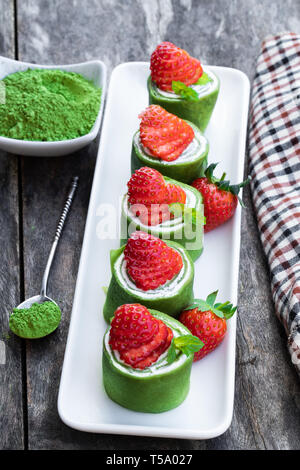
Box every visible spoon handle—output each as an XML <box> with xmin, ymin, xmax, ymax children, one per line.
<box><xmin>40</xmin><ymin>177</ymin><xmax>79</xmax><ymax>298</ymax></box>
<box><xmin>54</xmin><ymin>176</ymin><xmax>79</xmax><ymax>241</ymax></box>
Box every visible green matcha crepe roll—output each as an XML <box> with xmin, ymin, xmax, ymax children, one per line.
<box><xmin>103</xmin><ymin>232</ymin><xmax>194</xmax><ymax>323</ymax></box>
<box><xmin>121</xmin><ymin>167</ymin><xmax>204</xmax><ymax>261</ymax></box>
<box><xmin>102</xmin><ymin>304</ymin><xmax>203</xmax><ymax>413</ymax></box>
<box><xmin>131</xmin><ymin>105</ymin><xmax>209</xmax><ymax>184</ymax></box>
<box><xmin>148</xmin><ymin>42</ymin><xmax>219</xmax><ymax>133</ymax></box>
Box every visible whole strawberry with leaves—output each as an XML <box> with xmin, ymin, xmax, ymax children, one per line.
<box><xmin>192</xmin><ymin>163</ymin><xmax>250</xmax><ymax>232</ymax></box>
<box><xmin>179</xmin><ymin>291</ymin><xmax>237</xmax><ymax>361</ymax></box>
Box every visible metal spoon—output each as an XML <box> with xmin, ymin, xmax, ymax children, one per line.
<box><xmin>10</xmin><ymin>176</ymin><xmax>79</xmax><ymax>337</ymax></box>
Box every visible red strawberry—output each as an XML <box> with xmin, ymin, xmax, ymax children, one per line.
<box><xmin>127</xmin><ymin>167</ymin><xmax>186</xmax><ymax>226</ymax></box>
<box><xmin>139</xmin><ymin>105</ymin><xmax>194</xmax><ymax>162</ymax></box>
<box><xmin>166</xmin><ymin>183</ymin><xmax>186</xmax><ymax>204</ymax></box>
<box><xmin>150</xmin><ymin>41</ymin><xmax>203</xmax><ymax>91</ymax></box>
<box><xmin>124</xmin><ymin>231</ymin><xmax>183</xmax><ymax>291</ymax></box>
<box><xmin>109</xmin><ymin>303</ymin><xmax>159</xmax><ymax>351</ymax></box>
<box><xmin>133</xmin><ymin>326</ymin><xmax>174</xmax><ymax>369</ymax></box>
<box><xmin>179</xmin><ymin>291</ymin><xmax>237</xmax><ymax>361</ymax></box>
<box><xmin>109</xmin><ymin>304</ymin><xmax>173</xmax><ymax>369</ymax></box>
<box><xmin>128</xmin><ymin>167</ymin><xmax>167</xmax><ymax>207</ymax></box>
<box><xmin>191</xmin><ymin>164</ymin><xmax>251</xmax><ymax>232</ymax></box>
<box><xmin>121</xmin><ymin>320</ymin><xmax>167</xmax><ymax>366</ymax></box>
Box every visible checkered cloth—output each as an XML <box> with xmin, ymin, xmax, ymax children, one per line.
<box><xmin>249</xmin><ymin>32</ymin><xmax>300</xmax><ymax>376</ymax></box>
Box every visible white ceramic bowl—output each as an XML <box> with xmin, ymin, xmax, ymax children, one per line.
<box><xmin>0</xmin><ymin>56</ymin><xmax>107</xmax><ymax>156</ymax></box>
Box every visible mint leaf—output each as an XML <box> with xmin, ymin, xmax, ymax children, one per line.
<box><xmin>168</xmin><ymin>202</ymin><xmax>185</xmax><ymax>218</ymax></box>
<box><xmin>174</xmin><ymin>335</ymin><xmax>204</xmax><ymax>356</ymax></box>
<box><xmin>168</xmin><ymin>203</ymin><xmax>205</xmax><ymax>227</ymax></box>
<box><xmin>172</xmin><ymin>81</ymin><xmax>199</xmax><ymax>101</ymax></box>
<box><xmin>195</xmin><ymin>72</ymin><xmax>213</xmax><ymax>86</ymax></box>
<box><xmin>188</xmin><ymin>208</ymin><xmax>206</xmax><ymax>227</ymax></box>
<box><xmin>167</xmin><ymin>334</ymin><xmax>203</xmax><ymax>364</ymax></box>
<box><xmin>167</xmin><ymin>339</ymin><xmax>177</xmax><ymax>364</ymax></box>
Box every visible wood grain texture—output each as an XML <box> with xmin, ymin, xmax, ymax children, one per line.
<box><xmin>0</xmin><ymin>0</ymin><xmax>24</xmax><ymax>450</ymax></box>
<box><xmin>15</xmin><ymin>0</ymin><xmax>300</xmax><ymax>450</ymax></box>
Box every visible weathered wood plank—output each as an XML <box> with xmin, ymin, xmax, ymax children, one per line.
<box><xmin>17</xmin><ymin>0</ymin><xmax>300</xmax><ymax>450</ymax></box>
<box><xmin>0</xmin><ymin>0</ymin><xmax>24</xmax><ymax>450</ymax></box>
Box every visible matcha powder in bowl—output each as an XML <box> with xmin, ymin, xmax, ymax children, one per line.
<box><xmin>9</xmin><ymin>301</ymin><xmax>62</xmax><ymax>339</ymax></box>
<box><xmin>0</xmin><ymin>68</ymin><xmax>102</xmax><ymax>141</ymax></box>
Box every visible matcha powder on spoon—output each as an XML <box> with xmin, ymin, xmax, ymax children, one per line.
<box><xmin>0</xmin><ymin>68</ymin><xmax>101</xmax><ymax>141</ymax></box>
<box><xmin>9</xmin><ymin>302</ymin><xmax>61</xmax><ymax>339</ymax></box>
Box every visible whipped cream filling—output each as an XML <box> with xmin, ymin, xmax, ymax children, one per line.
<box><xmin>152</xmin><ymin>67</ymin><xmax>218</xmax><ymax>99</ymax></box>
<box><xmin>114</xmin><ymin>245</ymin><xmax>191</xmax><ymax>300</ymax></box>
<box><xmin>123</xmin><ymin>184</ymin><xmax>198</xmax><ymax>233</ymax></box>
<box><xmin>134</xmin><ymin>123</ymin><xmax>207</xmax><ymax>164</ymax></box>
<box><xmin>104</xmin><ymin>319</ymin><xmax>189</xmax><ymax>376</ymax></box>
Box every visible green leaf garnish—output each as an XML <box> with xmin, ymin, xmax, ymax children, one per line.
<box><xmin>194</xmin><ymin>72</ymin><xmax>213</xmax><ymax>86</ymax></box>
<box><xmin>102</xmin><ymin>286</ymin><xmax>108</xmax><ymax>295</ymax></box>
<box><xmin>172</xmin><ymin>81</ymin><xmax>199</xmax><ymax>101</ymax></box>
<box><xmin>206</xmin><ymin>290</ymin><xmax>218</xmax><ymax>306</ymax></box>
<box><xmin>168</xmin><ymin>203</ymin><xmax>206</xmax><ymax>226</ymax></box>
<box><xmin>167</xmin><ymin>334</ymin><xmax>204</xmax><ymax>364</ymax></box>
<box><xmin>167</xmin><ymin>340</ymin><xmax>177</xmax><ymax>364</ymax></box>
<box><xmin>183</xmin><ymin>291</ymin><xmax>237</xmax><ymax>320</ymax></box>
<box><xmin>174</xmin><ymin>335</ymin><xmax>204</xmax><ymax>355</ymax></box>
<box><xmin>168</xmin><ymin>202</ymin><xmax>185</xmax><ymax>215</ymax></box>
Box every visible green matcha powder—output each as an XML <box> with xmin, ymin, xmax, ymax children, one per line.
<box><xmin>9</xmin><ymin>302</ymin><xmax>61</xmax><ymax>339</ymax></box>
<box><xmin>0</xmin><ymin>68</ymin><xmax>101</xmax><ymax>141</ymax></box>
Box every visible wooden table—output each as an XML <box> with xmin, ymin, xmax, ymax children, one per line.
<box><xmin>1</xmin><ymin>0</ymin><xmax>299</xmax><ymax>451</ymax></box>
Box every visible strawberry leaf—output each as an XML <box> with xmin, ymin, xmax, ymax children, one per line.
<box><xmin>204</xmin><ymin>163</ymin><xmax>251</xmax><ymax>207</ymax></box>
<box><xmin>172</xmin><ymin>81</ymin><xmax>199</xmax><ymax>101</ymax></box>
<box><xmin>183</xmin><ymin>299</ymin><xmax>211</xmax><ymax>312</ymax></box>
<box><xmin>182</xmin><ymin>302</ymin><xmax>203</xmax><ymax>310</ymax></box>
<box><xmin>183</xmin><ymin>291</ymin><xmax>237</xmax><ymax>320</ymax></box>
<box><xmin>194</xmin><ymin>72</ymin><xmax>213</xmax><ymax>86</ymax></box>
<box><xmin>210</xmin><ymin>307</ymin><xmax>225</xmax><ymax>319</ymax></box>
<box><xmin>224</xmin><ymin>306</ymin><xmax>237</xmax><ymax>320</ymax></box>
<box><xmin>206</xmin><ymin>290</ymin><xmax>218</xmax><ymax>306</ymax></box>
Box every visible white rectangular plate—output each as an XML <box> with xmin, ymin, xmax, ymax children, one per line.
<box><xmin>58</xmin><ymin>62</ymin><xmax>250</xmax><ymax>439</ymax></box>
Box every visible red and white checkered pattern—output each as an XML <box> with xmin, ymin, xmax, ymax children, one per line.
<box><xmin>249</xmin><ymin>32</ymin><xmax>300</xmax><ymax>376</ymax></box>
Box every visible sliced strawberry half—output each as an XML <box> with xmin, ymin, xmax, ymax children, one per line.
<box><xmin>109</xmin><ymin>304</ymin><xmax>173</xmax><ymax>369</ymax></box>
<box><xmin>166</xmin><ymin>183</ymin><xmax>186</xmax><ymax>204</ymax></box>
<box><xmin>109</xmin><ymin>303</ymin><xmax>159</xmax><ymax>351</ymax></box>
<box><xmin>128</xmin><ymin>166</ymin><xmax>167</xmax><ymax>207</ymax></box>
<box><xmin>121</xmin><ymin>319</ymin><xmax>168</xmax><ymax>367</ymax></box>
<box><xmin>150</xmin><ymin>41</ymin><xmax>203</xmax><ymax>91</ymax></box>
<box><xmin>133</xmin><ymin>326</ymin><xmax>173</xmax><ymax>369</ymax></box>
<box><xmin>139</xmin><ymin>105</ymin><xmax>194</xmax><ymax>162</ymax></box>
<box><xmin>124</xmin><ymin>231</ymin><xmax>183</xmax><ymax>291</ymax></box>
<box><xmin>127</xmin><ymin>167</ymin><xmax>186</xmax><ymax>226</ymax></box>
